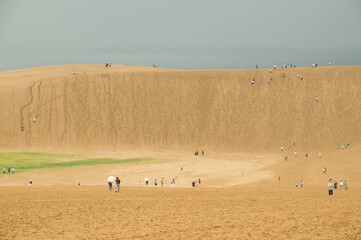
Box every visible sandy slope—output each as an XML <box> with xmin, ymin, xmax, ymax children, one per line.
<box><xmin>1</xmin><ymin>65</ymin><xmax>360</xmax><ymax>152</ymax></box>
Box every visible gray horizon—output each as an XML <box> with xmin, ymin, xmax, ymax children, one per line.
<box><xmin>1</xmin><ymin>0</ymin><xmax>361</xmax><ymax>71</ymax></box>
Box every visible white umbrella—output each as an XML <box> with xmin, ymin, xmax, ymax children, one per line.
<box><xmin>108</xmin><ymin>176</ymin><xmax>115</xmax><ymax>182</ymax></box>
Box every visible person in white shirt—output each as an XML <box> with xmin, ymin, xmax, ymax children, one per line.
<box><xmin>12</xmin><ymin>168</ymin><xmax>14</xmax><ymax>174</ymax></box>
<box><xmin>319</xmin><ymin>152</ymin><xmax>322</xmax><ymax>159</ymax></box>
<box><xmin>294</xmin><ymin>151</ymin><xmax>297</xmax><ymax>157</ymax></box>
<box><xmin>281</xmin><ymin>146</ymin><xmax>283</xmax><ymax>151</ymax></box>
<box><xmin>340</xmin><ymin>180</ymin><xmax>343</xmax><ymax>189</ymax></box>
<box><xmin>2</xmin><ymin>168</ymin><xmax>5</xmax><ymax>174</ymax></box>
<box><xmin>33</xmin><ymin>117</ymin><xmax>36</xmax><ymax>123</ymax></box>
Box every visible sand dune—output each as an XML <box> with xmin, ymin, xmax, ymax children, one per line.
<box><xmin>1</xmin><ymin>65</ymin><xmax>361</xmax><ymax>239</ymax></box>
<box><xmin>1</xmin><ymin>65</ymin><xmax>360</xmax><ymax>152</ymax></box>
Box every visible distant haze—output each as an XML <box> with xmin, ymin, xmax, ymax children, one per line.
<box><xmin>1</xmin><ymin>0</ymin><xmax>361</xmax><ymax>71</ymax></box>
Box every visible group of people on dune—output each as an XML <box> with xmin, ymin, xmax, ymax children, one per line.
<box><xmin>328</xmin><ymin>179</ymin><xmax>348</xmax><ymax>198</ymax></box>
<box><xmin>2</xmin><ymin>167</ymin><xmax>15</xmax><ymax>174</ymax></box>
<box><xmin>280</xmin><ymin>142</ymin><xmax>351</xmax><ymax>195</ymax></box>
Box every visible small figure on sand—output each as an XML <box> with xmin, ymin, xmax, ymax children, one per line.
<box><xmin>322</xmin><ymin>168</ymin><xmax>327</xmax><ymax>174</ymax></box>
<box><xmin>334</xmin><ymin>180</ymin><xmax>337</xmax><ymax>189</ymax></box>
<box><xmin>344</xmin><ymin>180</ymin><xmax>348</xmax><ymax>190</ymax></box>
<box><xmin>300</xmin><ymin>181</ymin><xmax>303</xmax><ymax>187</ymax></box>
<box><xmin>161</xmin><ymin>178</ymin><xmax>164</xmax><ymax>187</ymax></box>
<box><xmin>12</xmin><ymin>168</ymin><xmax>14</xmax><ymax>174</ymax></box>
<box><xmin>192</xmin><ymin>181</ymin><xmax>195</xmax><ymax>187</ymax></box>
<box><xmin>33</xmin><ymin>117</ymin><xmax>36</xmax><ymax>123</ymax></box>
<box><xmin>294</xmin><ymin>151</ymin><xmax>297</xmax><ymax>157</ymax></box>
<box><xmin>145</xmin><ymin>177</ymin><xmax>149</xmax><ymax>186</ymax></box>
<box><xmin>21</xmin><ymin>126</ymin><xmax>24</xmax><ymax>131</ymax></box>
<box><xmin>340</xmin><ymin>180</ymin><xmax>343</xmax><ymax>189</ymax></box>
<box><xmin>155</xmin><ymin>179</ymin><xmax>157</xmax><ymax>186</ymax></box>
<box><xmin>251</xmin><ymin>78</ymin><xmax>255</xmax><ymax>85</ymax></box>
<box><xmin>281</xmin><ymin>146</ymin><xmax>283</xmax><ymax>151</ymax></box>
<box><xmin>328</xmin><ymin>179</ymin><xmax>334</xmax><ymax>197</ymax></box>
<box><xmin>29</xmin><ymin>179</ymin><xmax>32</xmax><ymax>186</ymax></box>
<box><xmin>278</xmin><ymin>176</ymin><xmax>280</xmax><ymax>181</ymax></box>
<box><xmin>195</xmin><ymin>150</ymin><xmax>198</xmax><ymax>156</ymax></box>
<box><xmin>202</xmin><ymin>150</ymin><xmax>204</xmax><ymax>156</ymax></box>
<box><xmin>116</xmin><ymin>177</ymin><xmax>121</xmax><ymax>192</ymax></box>
<box><xmin>295</xmin><ymin>182</ymin><xmax>298</xmax><ymax>187</ymax></box>
<box><xmin>241</xmin><ymin>170</ymin><xmax>244</xmax><ymax>177</ymax></box>
<box><xmin>2</xmin><ymin>168</ymin><xmax>5</xmax><ymax>174</ymax></box>
<box><xmin>315</xmin><ymin>97</ymin><xmax>318</xmax><ymax>103</ymax></box>
<box><xmin>319</xmin><ymin>152</ymin><xmax>322</xmax><ymax>159</ymax></box>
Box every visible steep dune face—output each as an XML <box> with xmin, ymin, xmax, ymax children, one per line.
<box><xmin>0</xmin><ymin>65</ymin><xmax>360</xmax><ymax>152</ymax></box>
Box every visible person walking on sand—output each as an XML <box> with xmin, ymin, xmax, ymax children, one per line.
<box><xmin>340</xmin><ymin>180</ymin><xmax>343</xmax><ymax>189</ymax></box>
<box><xmin>328</xmin><ymin>179</ymin><xmax>334</xmax><ymax>198</ymax></box>
<box><xmin>192</xmin><ymin>181</ymin><xmax>195</xmax><ymax>187</ymax></box>
<box><xmin>300</xmin><ymin>180</ymin><xmax>303</xmax><ymax>187</ymax></box>
<box><xmin>295</xmin><ymin>182</ymin><xmax>298</xmax><ymax>187</ymax></box>
<box><xmin>334</xmin><ymin>180</ymin><xmax>338</xmax><ymax>189</ymax></box>
<box><xmin>154</xmin><ymin>179</ymin><xmax>157</xmax><ymax>186</ymax></box>
<box><xmin>115</xmin><ymin>177</ymin><xmax>121</xmax><ymax>192</ymax></box>
<box><xmin>2</xmin><ymin>167</ymin><xmax>5</xmax><ymax>174</ymax></box>
<box><xmin>29</xmin><ymin>179</ymin><xmax>32</xmax><ymax>186</ymax></box>
<box><xmin>161</xmin><ymin>178</ymin><xmax>164</xmax><ymax>187</ymax></box>
<box><xmin>294</xmin><ymin>151</ymin><xmax>297</xmax><ymax>157</ymax></box>
<box><xmin>241</xmin><ymin>170</ymin><xmax>244</xmax><ymax>177</ymax></box>
<box><xmin>319</xmin><ymin>152</ymin><xmax>322</xmax><ymax>159</ymax></box>
<box><xmin>33</xmin><ymin>117</ymin><xmax>36</xmax><ymax>123</ymax></box>
<box><xmin>8</xmin><ymin>168</ymin><xmax>10</xmax><ymax>173</ymax></box>
<box><xmin>344</xmin><ymin>181</ymin><xmax>348</xmax><ymax>190</ymax></box>
<box><xmin>202</xmin><ymin>150</ymin><xmax>204</xmax><ymax>156</ymax></box>
<box><xmin>198</xmin><ymin>178</ymin><xmax>201</xmax><ymax>186</ymax></box>
<box><xmin>12</xmin><ymin>168</ymin><xmax>14</xmax><ymax>174</ymax></box>
<box><xmin>108</xmin><ymin>181</ymin><xmax>113</xmax><ymax>191</ymax></box>
<box><xmin>145</xmin><ymin>177</ymin><xmax>149</xmax><ymax>186</ymax></box>
<box><xmin>281</xmin><ymin>146</ymin><xmax>283</xmax><ymax>151</ymax></box>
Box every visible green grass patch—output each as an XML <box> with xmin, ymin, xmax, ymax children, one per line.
<box><xmin>0</xmin><ymin>152</ymin><xmax>156</xmax><ymax>173</ymax></box>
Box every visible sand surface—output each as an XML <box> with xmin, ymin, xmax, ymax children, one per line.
<box><xmin>1</xmin><ymin>186</ymin><xmax>360</xmax><ymax>240</ymax></box>
<box><xmin>0</xmin><ymin>151</ymin><xmax>278</xmax><ymax>187</ymax></box>
<box><xmin>1</xmin><ymin>65</ymin><xmax>361</xmax><ymax>239</ymax></box>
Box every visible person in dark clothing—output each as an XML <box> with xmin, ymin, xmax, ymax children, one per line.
<box><xmin>202</xmin><ymin>150</ymin><xmax>204</xmax><ymax>156</ymax></box>
<box><xmin>192</xmin><ymin>181</ymin><xmax>195</xmax><ymax>187</ymax></box>
<box><xmin>198</xmin><ymin>178</ymin><xmax>201</xmax><ymax>185</ymax></box>
<box><xmin>8</xmin><ymin>168</ymin><xmax>10</xmax><ymax>173</ymax></box>
<box><xmin>115</xmin><ymin>177</ymin><xmax>121</xmax><ymax>192</ymax></box>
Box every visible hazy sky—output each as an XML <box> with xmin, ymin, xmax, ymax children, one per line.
<box><xmin>1</xmin><ymin>0</ymin><xmax>361</xmax><ymax>70</ymax></box>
